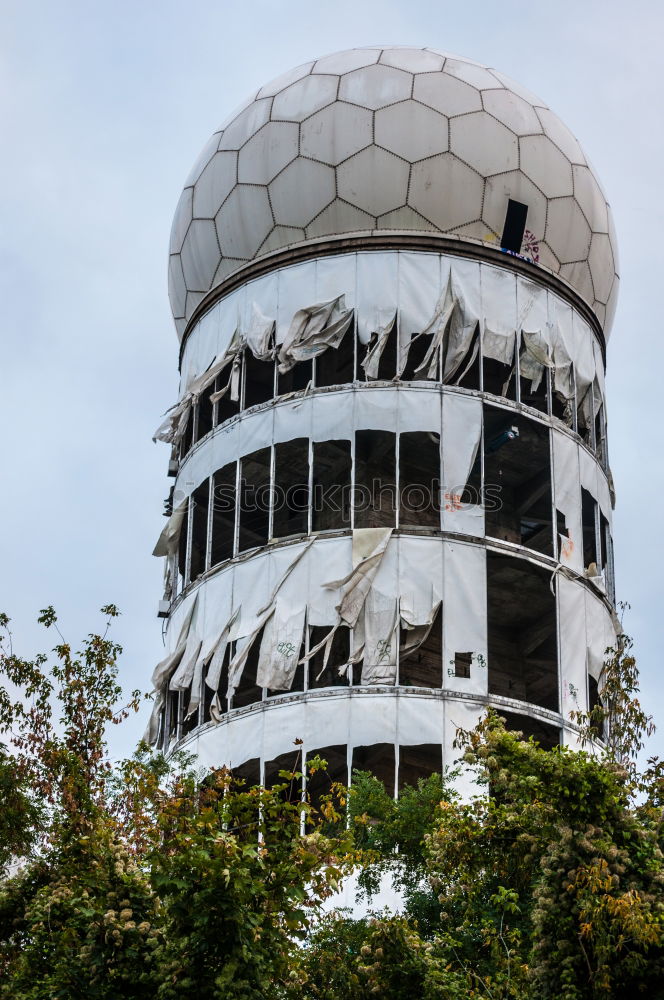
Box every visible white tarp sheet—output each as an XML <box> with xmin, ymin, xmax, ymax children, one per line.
<box><xmin>277</xmin><ymin>295</ymin><xmax>353</xmax><ymax>373</ymax></box>
<box><xmin>256</xmin><ymin>603</ymin><xmax>307</xmax><ymax>690</ymax></box>
<box><xmin>552</xmin><ymin>431</ymin><xmax>583</xmax><ymax>573</ymax></box>
<box><xmin>441</xmin><ymin>393</ymin><xmax>483</xmax><ymax>535</ymax></box>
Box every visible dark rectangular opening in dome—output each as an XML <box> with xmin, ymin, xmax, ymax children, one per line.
<box><xmin>211</xmin><ymin>462</ymin><xmax>237</xmax><ymax>566</ymax></box>
<box><xmin>501</xmin><ymin>199</ymin><xmax>528</xmax><ymax>254</ymax></box>
<box><xmin>312</xmin><ymin>439</ymin><xmax>352</xmax><ymax>532</ymax></box>
<box><xmin>273</xmin><ymin>438</ymin><xmax>309</xmax><ymax>539</ymax></box>
<box><xmin>399</xmin><ymin>431</ymin><xmax>441</xmax><ymax>528</ymax></box>
<box><xmin>486</xmin><ymin>552</ymin><xmax>559</xmax><ymax>713</ymax></box>
<box><xmin>354</xmin><ymin>430</ymin><xmax>397</xmax><ymax>529</ymax></box>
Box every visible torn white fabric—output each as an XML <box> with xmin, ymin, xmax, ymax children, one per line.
<box><xmin>361</xmin><ymin>311</ymin><xmax>397</xmax><ymax>379</ymax></box>
<box><xmin>361</xmin><ymin>590</ymin><xmax>398</xmax><ymax>685</ymax></box>
<box><xmin>226</xmin><ymin>609</ymin><xmax>273</xmax><ymax>705</ymax></box>
<box><xmin>205</xmin><ymin>607</ymin><xmax>241</xmax><ymax>693</ymax></box>
<box><xmin>585</xmin><ymin>589</ymin><xmax>617</xmax><ymax>681</ymax></box>
<box><xmin>482</xmin><ymin>326</ymin><xmax>516</xmax><ymax>368</ymax></box>
<box><xmin>277</xmin><ymin>295</ymin><xmax>353</xmax><ymax>373</ymax></box>
<box><xmin>152</xmin><ymin>500</ymin><xmax>188</xmax><ymax>558</ymax></box>
<box><xmin>144</xmin><ymin>690</ymin><xmax>164</xmax><ymax>745</ymax></box>
<box><xmin>210</xmin><ymin>350</ymin><xmax>242</xmax><ymax>404</ymax></box>
<box><xmin>244</xmin><ymin>302</ymin><xmax>275</xmax><ymax>361</ymax></box>
<box><xmin>329</xmin><ymin>528</ymin><xmax>393</xmax><ymax>628</ymax></box>
<box><xmin>150</xmin><ymin>593</ymin><xmax>199</xmax><ymax>689</ymax></box>
<box><xmin>551</xmin><ymin>323</ymin><xmax>574</xmax><ymax>409</ymax></box>
<box><xmin>520</xmin><ymin>327</ymin><xmax>553</xmax><ymax>391</ymax></box>
<box><xmin>441</xmin><ymin>267</ymin><xmax>480</xmax><ymax>383</ymax></box>
<box><xmin>407</xmin><ymin>270</ymin><xmax>455</xmax><ymax>379</ymax></box>
<box><xmin>441</xmin><ymin>393</ymin><xmax>482</xmax><ymax>534</ymax></box>
<box><xmin>356</xmin><ymin>252</ymin><xmax>399</xmax><ymax>345</ymax></box>
<box><xmin>256</xmin><ymin>604</ymin><xmax>307</xmax><ymax>690</ymax></box>
<box><xmin>399</xmin><ymin>596</ymin><xmax>440</xmax><ymax>658</ymax></box>
<box><xmin>169</xmin><ymin>629</ymin><xmax>203</xmax><ymax>691</ymax></box>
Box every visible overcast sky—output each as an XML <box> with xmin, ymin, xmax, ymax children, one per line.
<box><xmin>1</xmin><ymin>0</ymin><xmax>662</xmax><ymax>761</ymax></box>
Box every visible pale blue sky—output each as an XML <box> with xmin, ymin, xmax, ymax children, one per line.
<box><xmin>1</xmin><ymin>0</ymin><xmax>662</xmax><ymax>760</ymax></box>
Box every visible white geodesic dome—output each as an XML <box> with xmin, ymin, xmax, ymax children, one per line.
<box><xmin>169</xmin><ymin>46</ymin><xmax>618</xmax><ymax>339</ymax></box>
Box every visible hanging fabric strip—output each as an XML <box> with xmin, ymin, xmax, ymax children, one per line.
<box><xmin>244</xmin><ymin>302</ymin><xmax>276</xmax><ymax>361</ymax></box>
<box><xmin>360</xmin><ymin>590</ymin><xmax>398</xmax><ymax>685</ymax></box>
<box><xmin>152</xmin><ymin>500</ymin><xmax>188</xmax><ymax>558</ymax></box>
<box><xmin>410</xmin><ymin>271</ymin><xmax>456</xmax><ymax>378</ymax></box>
<box><xmin>169</xmin><ymin>630</ymin><xmax>203</xmax><ymax>691</ymax></box>
<box><xmin>150</xmin><ymin>593</ymin><xmax>199</xmax><ymax>689</ymax></box>
<box><xmin>277</xmin><ymin>295</ymin><xmax>353</xmax><ymax>373</ymax></box>
<box><xmin>325</xmin><ymin>527</ymin><xmax>393</xmax><ymax>628</ymax></box>
<box><xmin>361</xmin><ymin>311</ymin><xmax>397</xmax><ymax>379</ymax></box>
<box><xmin>255</xmin><ymin>604</ymin><xmax>307</xmax><ymax>690</ymax></box>
<box><xmin>520</xmin><ymin>327</ymin><xmax>553</xmax><ymax>391</ymax></box>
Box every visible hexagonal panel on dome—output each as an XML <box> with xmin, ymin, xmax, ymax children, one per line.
<box><xmin>169</xmin><ymin>46</ymin><xmax>619</xmax><ymax>336</ymax></box>
<box><xmin>375</xmin><ymin>101</ymin><xmax>448</xmax><ymax>161</ymax></box>
<box><xmin>300</xmin><ymin>102</ymin><xmax>373</xmax><ymax>165</ymax></box>
<box><xmin>338</xmin><ymin>63</ymin><xmax>412</xmax><ymax>110</ymax></box>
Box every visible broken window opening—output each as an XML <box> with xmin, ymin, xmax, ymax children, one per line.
<box><xmin>315</xmin><ymin>318</ymin><xmax>356</xmax><ymax>387</ymax></box>
<box><xmin>372</xmin><ymin>319</ymin><xmax>398</xmax><ymax>381</ymax></box>
<box><xmin>232</xmin><ymin>629</ymin><xmax>264</xmax><ymax>709</ymax></box>
<box><xmin>166</xmin><ymin>690</ymin><xmax>180</xmax><ymax>745</ymax></box>
<box><xmin>352</xmin><ymin>743</ymin><xmax>396</xmax><ymax>795</ymax></box>
<box><xmin>179</xmin><ymin>409</ymin><xmax>194</xmax><ymax>461</ymax></box>
<box><xmin>600</xmin><ymin>512</ymin><xmax>615</xmax><ymax>602</ymax></box>
<box><xmin>581</xmin><ymin>487</ymin><xmax>599</xmax><ymax>572</ymax></box>
<box><xmin>231</xmin><ymin>757</ymin><xmax>260</xmax><ymax>789</ymax></box>
<box><xmin>264</xmin><ymin>749</ymin><xmax>304</xmax><ymax>803</ymax></box>
<box><xmin>454</xmin><ymin>651</ymin><xmax>472</xmax><ymax>678</ymax></box>
<box><xmin>399</xmin><ymin>605</ymin><xmax>442</xmax><ymax>688</ymax></box>
<box><xmin>196</xmin><ymin>387</ymin><xmax>214</xmax><ymax>444</ymax></box>
<box><xmin>588</xmin><ymin>675</ymin><xmax>604</xmax><ymax>740</ymax></box>
<box><xmin>211</xmin><ymin>462</ymin><xmax>237</xmax><ymax>566</ymax></box>
<box><xmin>496</xmin><ymin>710</ymin><xmax>560</xmax><ymax>749</ymax></box>
<box><xmin>273</xmin><ymin>438</ymin><xmax>309</xmax><ymax>539</ymax></box>
<box><xmin>155</xmin><ymin>704</ymin><xmax>166</xmax><ymax>751</ymax></box>
<box><xmin>482</xmin><ymin>343</ymin><xmax>517</xmax><ymax>400</ymax></box>
<box><xmin>312</xmin><ymin>439</ymin><xmax>352</xmax><ymax>532</ymax></box>
<box><xmin>238</xmin><ymin>448</ymin><xmax>271</xmax><ymax>552</ymax></box>
<box><xmin>278</xmin><ymin>359</ymin><xmax>313</xmax><ymax>397</ymax></box>
<box><xmin>215</xmin><ymin>371</ymin><xmax>240</xmax><ymax>426</ymax></box>
<box><xmin>401</xmin><ymin>330</ymin><xmax>438</xmax><ymax>382</ymax></box>
<box><xmin>556</xmin><ymin>508</ymin><xmax>571</xmax><ymax>562</ymax></box>
<box><xmin>519</xmin><ymin>351</ymin><xmax>550</xmax><ymax>415</ymax></box>
<box><xmin>243</xmin><ymin>351</ymin><xmax>275</xmax><ymax>409</ymax></box>
<box><xmin>354</xmin><ymin>430</ymin><xmax>397</xmax><ymax>529</ymax></box>
<box><xmin>189</xmin><ymin>479</ymin><xmax>209</xmax><ymax>582</ymax></box>
<box><xmin>399</xmin><ymin>431</ymin><xmax>441</xmax><ymax>529</ymax></box>
<box><xmin>487</xmin><ymin>552</ymin><xmax>559</xmax><ymax>712</ymax></box>
<box><xmin>202</xmin><ymin>641</ymin><xmax>232</xmax><ymax>722</ymax></box>
<box><xmin>484</xmin><ymin>406</ymin><xmax>554</xmax><ymax>557</ymax></box>
<box><xmin>501</xmin><ymin>199</ymin><xmax>529</xmax><ymax>254</ymax></box>
<box><xmin>595</xmin><ymin>403</ymin><xmax>608</xmax><ymax>468</ymax></box>
<box><xmin>306</xmin><ymin>744</ymin><xmax>348</xmax><ymax>816</ymax></box>
<box><xmin>181</xmin><ymin>684</ymin><xmax>200</xmax><ymax>737</ymax></box>
<box><xmin>398</xmin><ymin>745</ymin><xmax>441</xmax><ymax>793</ymax></box>
<box><xmin>177</xmin><ymin>502</ymin><xmax>189</xmax><ymax>593</ymax></box>
<box><xmin>308</xmin><ymin>625</ymin><xmax>350</xmax><ymax>689</ymax></box>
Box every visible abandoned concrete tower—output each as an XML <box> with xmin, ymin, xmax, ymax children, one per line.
<box><xmin>148</xmin><ymin>47</ymin><xmax>619</xmax><ymax>794</ymax></box>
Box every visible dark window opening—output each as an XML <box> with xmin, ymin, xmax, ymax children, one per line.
<box><xmin>306</xmin><ymin>744</ymin><xmax>348</xmax><ymax>814</ymax></box>
<box><xmin>239</xmin><ymin>447</ymin><xmax>271</xmax><ymax>552</ymax></box>
<box><xmin>398</xmin><ymin>745</ymin><xmax>441</xmax><ymax>793</ymax></box>
<box><xmin>399</xmin><ymin>605</ymin><xmax>442</xmax><ymax>688</ymax></box>
<box><xmin>177</xmin><ymin>504</ymin><xmax>189</xmax><ymax>591</ymax></box>
<box><xmin>599</xmin><ymin>511</ymin><xmax>614</xmax><ymax>601</ymax></box>
<box><xmin>231</xmin><ymin>757</ymin><xmax>260</xmax><ymax>788</ymax></box>
<box><xmin>487</xmin><ymin>552</ymin><xmax>559</xmax><ymax>712</ymax></box>
<box><xmin>182</xmin><ymin>687</ymin><xmax>200</xmax><ymax>737</ymax></box>
<box><xmin>179</xmin><ymin>409</ymin><xmax>194</xmax><ymax>460</ymax></box>
<box><xmin>232</xmin><ymin>628</ymin><xmax>264</xmax><ymax>709</ymax></box>
<box><xmin>211</xmin><ymin>463</ymin><xmax>236</xmax><ymax>566</ymax></box>
<box><xmin>308</xmin><ymin>626</ymin><xmax>350</xmax><ymax>689</ymax></box>
<box><xmin>588</xmin><ymin>675</ymin><xmax>604</xmax><ymax>740</ymax></box>
<box><xmin>167</xmin><ymin>690</ymin><xmax>180</xmax><ymax>744</ymax></box>
<box><xmin>243</xmin><ymin>351</ymin><xmax>275</xmax><ymax>409</ymax></box>
<box><xmin>483</xmin><ymin>346</ymin><xmax>517</xmax><ymax>400</ymax></box>
<box><xmin>312</xmin><ymin>439</ymin><xmax>352</xmax><ymax>532</ymax></box>
<box><xmin>189</xmin><ymin>479</ymin><xmax>209</xmax><ymax>582</ymax></box>
<box><xmin>273</xmin><ymin>438</ymin><xmax>309</xmax><ymax>538</ymax></box>
<box><xmin>497</xmin><ymin>711</ymin><xmax>560</xmax><ymax>750</ymax></box>
<box><xmin>278</xmin><ymin>359</ymin><xmax>313</xmax><ymax>396</ymax></box>
<box><xmin>519</xmin><ymin>351</ymin><xmax>549</xmax><ymax>414</ymax></box>
<box><xmin>556</xmin><ymin>508</ymin><xmax>570</xmax><ymax>561</ymax></box>
<box><xmin>581</xmin><ymin>487</ymin><xmax>599</xmax><ymax>571</ymax></box>
<box><xmin>156</xmin><ymin>705</ymin><xmax>165</xmax><ymax>750</ymax></box>
<box><xmin>215</xmin><ymin>370</ymin><xmax>240</xmax><ymax>426</ymax></box>
<box><xmin>354</xmin><ymin>430</ymin><xmax>397</xmax><ymax>529</ymax></box>
<box><xmin>595</xmin><ymin>404</ymin><xmax>607</xmax><ymax>467</ymax></box>
<box><xmin>315</xmin><ymin>322</ymin><xmax>356</xmax><ymax>387</ymax></box>
<box><xmin>374</xmin><ymin>319</ymin><xmax>399</xmax><ymax>381</ymax></box>
<box><xmin>352</xmin><ymin>743</ymin><xmax>395</xmax><ymax>795</ymax></box>
<box><xmin>264</xmin><ymin>749</ymin><xmax>303</xmax><ymax>802</ymax></box>
<box><xmin>399</xmin><ymin>431</ymin><xmax>440</xmax><ymax>528</ymax></box>
<box><xmin>454</xmin><ymin>651</ymin><xmax>472</xmax><ymax>678</ymax></box>
<box><xmin>202</xmin><ymin>641</ymin><xmax>232</xmax><ymax>722</ymax></box>
<box><xmin>196</xmin><ymin>388</ymin><xmax>214</xmax><ymax>443</ymax></box>
<box><xmin>401</xmin><ymin>331</ymin><xmax>436</xmax><ymax>381</ymax></box>
<box><xmin>501</xmin><ymin>198</ymin><xmax>528</xmax><ymax>254</ymax></box>
<box><xmin>484</xmin><ymin>406</ymin><xmax>553</xmax><ymax>557</ymax></box>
